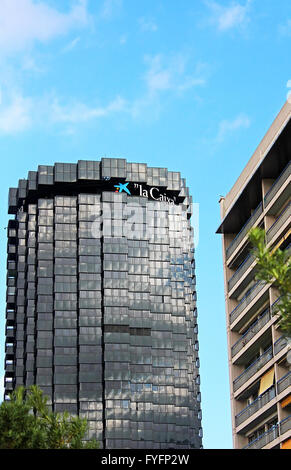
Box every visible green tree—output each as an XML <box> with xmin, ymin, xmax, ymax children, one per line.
<box><xmin>0</xmin><ymin>386</ymin><xmax>47</xmax><ymax>449</ymax></box>
<box><xmin>0</xmin><ymin>385</ymin><xmax>99</xmax><ymax>449</ymax></box>
<box><xmin>248</xmin><ymin>226</ymin><xmax>291</xmax><ymax>336</ymax></box>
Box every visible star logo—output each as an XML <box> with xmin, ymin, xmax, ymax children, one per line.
<box><xmin>114</xmin><ymin>182</ymin><xmax>131</xmax><ymax>195</ymax></box>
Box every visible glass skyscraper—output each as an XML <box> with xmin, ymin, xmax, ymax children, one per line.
<box><xmin>4</xmin><ymin>158</ymin><xmax>202</xmax><ymax>449</ymax></box>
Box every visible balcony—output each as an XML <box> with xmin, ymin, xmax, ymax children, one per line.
<box><xmin>244</xmin><ymin>424</ymin><xmax>278</xmax><ymax>449</ymax></box>
<box><xmin>264</xmin><ymin>161</ymin><xmax>291</xmax><ymax>209</ymax></box>
<box><xmin>244</xmin><ymin>415</ymin><xmax>291</xmax><ymax>449</ymax></box>
<box><xmin>229</xmin><ymin>281</ymin><xmax>266</xmax><ymax>326</ymax></box>
<box><xmin>235</xmin><ymin>385</ymin><xmax>276</xmax><ymax>428</ymax></box>
<box><xmin>266</xmin><ymin>202</ymin><xmax>291</xmax><ymax>245</ymax></box>
<box><xmin>231</xmin><ymin>307</ymin><xmax>271</xmax><ymax>358</ymax></box>
<box><xmin>277</xmin><ymin>372</ymin><xmax>291</xmax><ymax>395</ymax></box>
<box><xmin>233</xmin><ymin>346</ymin><xmax>273</xmax><ymax>393</ymax></box>
<box><xmin>274</xmin><ymin>336</ymin><xmax>289</xmax><ymax>356</ymax></box>
<box><xmin>228</xmin><ymin>254</ymin><xmax>255</xmax><ymax>293</ymax></box>
<box><xmin>280</xmin><ymin>415</ymin><xmax>291</xmax><ymax>436</ymax></box>
<box><xmin>226</xmin><ymin>202</ymin><xmax>263</xmax><ymax>261</ymax></box>
<box><xmin>235</xmin><ymin>373</ymin><xmax>291</xmax><ymax>428</ymax></box>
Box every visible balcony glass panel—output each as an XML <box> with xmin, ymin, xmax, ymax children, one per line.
<box><xmin>226</xmin><ymin>202</ymin><xmax>263</xmax><ymax>260</ymax></box>
<box><xmin>235</xmin><ymin>386</ymin><xmax>276</xmax><ymax>427</ymax></box>
<box><xmin>274</xmin><ymin>336</ymin><xmax>288</xmax><ymax>356</ymax></box>
<box><xmin>228</xmin><ymin>254</ymin><xmax>255</xmax><ymax>292</ymax></box>
<box><xmin>231</xmin><ymin>307</ymin><xmax>271</xmax><ymax>358</ymax></box>
<box><xmin>266</xmin><ymin>202</ymin><xmax>291</xmax><ymax>244</ymax></box>
<box><xmin>264</xmin><ymin>161</ymin><xmax>291</xmax><ymax>208</ymax></box>
<box><xmin>230</xmin><ymin>281</ymin><xmax>266</xmax><ymax>325</ymax></box>
<box><xmin>244</xmin><ymin>424</ymin><xmax>279</xmax><ymax>449</ymax></box>
<box><xmin>233</xmin><ymin>346</ymin><xmax>273</xmax><ymax>392</ymax></box>
<box><xmin>279</xmin><ymin>415</ymin><xmax>291</xmax><ymax>436</ymax></box>
<box><xmin>277</xmin><ymin>372</ymin><xmax>291</xmax><ymax>395</ymax></box>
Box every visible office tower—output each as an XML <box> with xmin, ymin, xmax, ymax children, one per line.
<box><xmin>217</xmin><ymin>100</ymin><xmax>291</xmax><ymax>449</ymax></box>
<box><xmin>4</xmin><ymin>158</ymin><xmax>202</xmax><ymax>449</ymax></box>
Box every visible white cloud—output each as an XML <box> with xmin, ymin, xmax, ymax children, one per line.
<box><xmin>145</xmin><ymin>55</ymin><xmax>172</xmax><ymax>94</ymax></box>
<box><xmin>216</xmin><ymin>113</ymin><xmax>251</xmax><ymax>142</ymax></box>
<box><xmin>127</xmin><ymin>54</ymin><xmax>207</xmax><ymax>119</ymax></box>
<box><xmin>177</xmin><ymin>77</ymin><xmax>206</xmax><ymax>92</ymax></box>
<box><xmin>100</xmin><ymin>0</ymin><xmax>122</xmax><ymax>19</ymax></box>
<box><xmin>0</xmin><ymin>85</ymin><xmax>128</xmax><ymax>135</ymax></box>
<box><xmin>50</xmin><ymin>95</ymin><xmax>127</xmax><ymax>124</ymax></box>
<box><xmin>139</xmin><ymin>17</ymin><xmax>158</xmax><ymax>32</ymax></box>
<box><xmin>205</xmin><ymin>0</ymin><xmax>251</xmax><ymax>32</ymax></box>
<box><xmin>144</xmin><ymin>54</ymin><xmax>206</xmax><ymax>96</ymax></box>
<box><xmin>119</xmin><ymin>35</ymin><xmax>127</xmax><ymax>45</ymax></box>
<box><xmin>0</xmin><ymin>51</ymin><xmax>207</xmax><ymax>135</ymax></box>
<box><xmin>0</xmin><ymin>90</ymin><xmax>32</xmax><ymax>134</ymax></box>
<box><xmin>278</xmin><ymin>19</ymin><xmax>291</xmax><ymax>37</ymax></box>
<box><xmin>0</xmin><ymin>0</ymin><xmax>89</xmax><ymax>54</ymax></box>
<box><xmin>61</xmin><ymin>36</ymin><xmax>81</xmax><ymax>54</ymax></box>
<box><xmin>21</xmin><ymin>55</ymin><xmax>44</xmax><ymax>73</ymax></box>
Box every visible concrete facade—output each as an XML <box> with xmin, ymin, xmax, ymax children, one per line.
<box><xmin>217</xmin><ymin>100</ymin><xmax>291</xmax><ymax>449</ymax></box>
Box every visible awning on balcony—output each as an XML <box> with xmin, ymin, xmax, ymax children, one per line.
<box><xmin>271</xmin><ymin>228</ymin><xmax>291</xmax><ymax>253</ymax></box>
<box><xmin>281</xmin><ymin>395</ymin><xmax>291</xmax><ymax>409</ymax></box>
<box><xmin>259</xmin><ymin>367</ymin><xmax>274</xmax><ymax>395</ymax></box>
<box><xmin>281</xmin><ymin>438</ymin><xmax>291</xmax><ymax>449</ymax></box>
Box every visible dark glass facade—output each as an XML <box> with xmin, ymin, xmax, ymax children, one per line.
<box><xmin>4</xmin><ymin>158</ymin><xmax>202</xmax><ymax>449</ymax></box>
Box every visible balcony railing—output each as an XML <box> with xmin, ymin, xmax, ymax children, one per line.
<box><xmin>244</xmin><ymin>415</ymin><xmax>291</xmax><ymax>449</ymax></box>
<box><xmin>274</xmin><ymin>336</ymin><xmax>289</xmax><ymax>356</ymax></box>
<box><xmin>235</xmin><ymin>372</ymin><xmax>291</xmax><ymax>428</ymax></box>
<box><xmin>244</xmin><ymin>424</ymin><xmax>279</xmax><ymax>449</ymax></box>
<box><xmin>280</xmin><ymin>415</ymin><xmax>291</xmax><ymax>436</ymax></box>
<box><xmin>233</xmin><ymin>346</ymin><xmax>273</xmax><ymax>392</ymax></box>
<box><xmin>235</xmin><ymin>385</ymin><xmax>276</xmax><ymax>427</ymax></box>
<box><xmin>277</xmin><ymin>371</ymin><xmax>291</xmax><ymax>395</ymax></box>
<box><xmin>266</xmin><ymin>202</ymin><xmax>291</xmax><ymax>244</ymax></box>
<box><xmin>226</xmin><ymin>202</ymin><xmax>263</xmax><ymax>260</ymax></box>
<box><xmin>231</xmin><ymin>307</ymin><xmax>271</xmax><ymax>358</ymax></box>
<box><xmin>229</xmin><ymin>281</ymin><xmax>266</xmax><ymax>325</ymax></box>
<box><xmin>228</xmin><ymin>253</ymin><xmax>255</xmax><ymax>292</ymax></box>
<box><xmin>264</xmin><ymin>161</ymin><xmax>291</xmax><ymax>208</ymax></box>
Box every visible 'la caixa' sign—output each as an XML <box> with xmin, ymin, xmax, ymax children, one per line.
<box><xmin>113</xmin><ymin>181</ymin><xmax>177</xmax><ymax>205</ymax></box>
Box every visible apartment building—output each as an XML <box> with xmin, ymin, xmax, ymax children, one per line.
<box><xmin>217</xmin><ymin>100</ymin><xmax>291</xmax><ymax>449</ymax></box>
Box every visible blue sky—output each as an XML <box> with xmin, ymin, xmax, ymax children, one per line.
<box><xmin>0</xmin><ymin>0</ymin><xmax>290</xmax><ymax>449</ymax></box>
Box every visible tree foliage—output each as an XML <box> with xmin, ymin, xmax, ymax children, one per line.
<box><xmin>0</xmin><ymin>385</ymin><xmax>99</xmax><ymax>449</ymax></box>
<box><xmin>248</xmin><ymin>226</ymin><xmax>291</xmax><ymax>336</ymax></box>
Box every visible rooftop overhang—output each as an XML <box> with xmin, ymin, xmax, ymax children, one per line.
<box><xmin>217</xmin><ymin>109</ymin><xmax>291</xmax><ymax>235</ymax></box>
